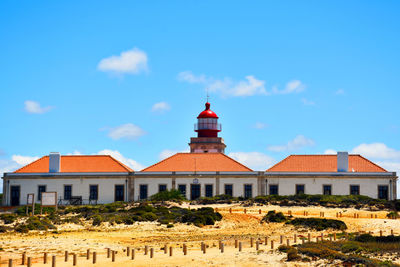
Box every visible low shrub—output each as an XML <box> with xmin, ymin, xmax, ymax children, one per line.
<box><xmin>341</xmin><ymin>242</ymin><xmax>362</xmax><ymax>253</ymax></box>
<box><xmin>278</xmin><ymin>244</ymin><xmax>291</xmax><ymax>252</ymax></box>
<box><xmin>196</xmin><ymin>194</ymin><xmax>237</xmax><ymax>205</ymax></box>
<box><xmin>0</xmin><ymin>214</ymin><xmax>18</xmax><ymax>224</ymax></box>
<box><xmin>261</xmin><ymin>210</ymin><xmax>287</xmax><ymax>223</ymax></box>
<box><xmin>286</xmin><ymin>218</ymin><xmax>347</xmax><ymax>231</ymax></box>
<box><xmin>287</xmin><ymin>248</ymin><xmax>301</xmax><ymax>261</ymax></box>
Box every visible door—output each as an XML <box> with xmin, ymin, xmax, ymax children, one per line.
<box><xmin>378</xmin><ymin>185</ymin><xmax>389</xmax><ymax>200</ymax></box>
<box><xmin>191</xmin><ymin>184</ymin><xmax>201</xmax><ymax>200</ymax></box>
<box><xmin>244</xmin><ymin>184</ymin><xmax>252</xmax><ymax>198</ymax></box>
<box><xmin>140</xmin><ymin>184</ymin><xmax>148</xmax><ymax>200</ymax></box>
<box><xmin>10</xmin><ymin>186</ymin><xmax>20</xmax><ymax>206</ymax></box>
<box><xmin>115</xmin><ymin>185</ymin><xmax>125</xmax><ymax>202</ymax></box>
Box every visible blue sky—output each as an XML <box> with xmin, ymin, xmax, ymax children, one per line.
<box><xmin>1</xmin><ymin>1</ymin><xmax>400</xmax><ymax>196</ymax></box>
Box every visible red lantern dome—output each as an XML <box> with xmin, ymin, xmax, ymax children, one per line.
<box><xmin>197</xmin><ymin>102</ymin><xmax>219</xmax><ymax>119</ymax></box>
<box><xmin>194</xmin><ymin>102</ymin><xmax>221</xmax><ymax>138</ymax></box>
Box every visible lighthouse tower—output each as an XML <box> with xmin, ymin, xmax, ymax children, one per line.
<box><xmin>189</xmin><ymin>102</ymin><xmax>226</xmax><ymax>153</ymax></box>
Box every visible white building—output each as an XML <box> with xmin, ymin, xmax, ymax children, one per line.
<box><xmin>2</xmin><ymin>102</ymin><xmax>397</xmax><ymax>205</ymax></box>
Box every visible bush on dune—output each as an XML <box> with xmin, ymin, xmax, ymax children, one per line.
<box><xmin>261</xmin><ymin>210</ymin><xmax>288</xmax><ymax>223</ymax></box>
<box><xmin>150</xmin><ymin>189</ymin><xmax>186</xmax><ymax>202</ymax></box>
<box><xmin>286</xmin><ymin>217</ymin><xmax>347</xmax><ymax>231</ymax></box>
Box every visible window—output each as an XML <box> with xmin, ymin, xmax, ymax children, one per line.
<box><xmin>89</xmin><ymin>185</ymin><xmax>98</xmax><ymax>200</ymax></box>
<box><xmin>38</xmin><ymin>185</ymin><xmax>46</xmax><ymax>201</ymax></box>
<box><xmin>224</xmin><ymin>184</ymin><xmax>233</xmax><ymax>197</ymax></box>
<box><xmin>158</xmin><ymin>184</ymin><xmax>167</xmax><ymax>192</ymax></box>
<box><xmin>269</xmin><ymin>184</ymin><xmax>279</xmax><ymax>195</ymax></box>
<box><xmin>140</xmin><ymin>184</ymin><xmax>148</xmax><ymax>200</ymax></box>
<box><xmin>350</xmin><ymin>185</ymin><xmax>360</xmax><ymax>195</ymax></box>
<box><xmin>115</xmin><ymin>185</ymin><xmax>124</xmax><ymax>202</ymax></box>
<box><xmin>378</xmin><ymin>185</ymin><xmax>389</xmax><ymax>200</ymax></box>
<box><xmin>323</xmin><ymin>185</ymin><xmax>332</xmax><ymax>195</ymax></box>
<box><xmin>178</xmin><ymin>184</ymin><xmax>186</xmax><ymax>196</ymax></box>
<box><xmin>205</xmin><ymin>184</ymin><xmax>213</xmax><ymax>197</ymax></box>
<box><xmin>296</xmin><ymin>184</ymin><xmax>305</xmax><ymax>195</ymax></box>
<box><xmin>64</xmin><ymin>185</ymin><xmax>72</xmax><ymax>200</ymax></box>
<box><xmin>244</xmin><ymin>184</ymin><xmax>252</xmax><ymax>198</ymax></box>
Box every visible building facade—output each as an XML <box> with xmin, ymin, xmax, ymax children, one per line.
<box><xmin>2</xmin><ymin>102</ymin><xmax>398</xmax><ymax>206</ymax></box>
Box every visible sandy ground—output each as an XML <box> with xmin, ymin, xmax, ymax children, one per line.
<box><xmin>0</xmin><ymin>204</ymin><xmax>399</xmax><ymax>266</ymax></box>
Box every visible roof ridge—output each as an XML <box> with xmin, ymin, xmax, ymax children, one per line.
<box><xmin>219</xmin><ymin>153</ymin><xmax>253</xmax><ymax>171</ymax></box>
<box><xmin>355</xmin><ymin>154</ymin><xmax>387</xmax><ymax>172</ymax></box>
<box><xmin>105</xmin><ymin>155</ymin><xmax>134</xmax><ymax>172</ymax></box>
<box><xmin>141</xmin><ymin>153</ymin><xmax>180</xmax><ymax>172</ymax></box>
<box><xmin>14</xmin><ymin>156</ymin><xmax>47</xmax><ymax>173</ymax></box>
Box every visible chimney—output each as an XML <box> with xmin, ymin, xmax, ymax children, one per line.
<box><xmin>337</xmin><ymin>152</ymin><xmax>348</xmax><ymax>172</ymax></box>
<box><xmin>49</xmin><ymin>152</ymin><xmax>61</xmax><ymax>173</ymax></box>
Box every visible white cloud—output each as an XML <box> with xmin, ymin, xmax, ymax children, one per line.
<box><xmin>272</xmin><ymin>80</ymin><xmax>306</xmax><ymax>94</ymax></box>
<box><xmin>11</xmin><ymin>155</ymin><xmax>39</xmax><ymax>165</ymax></box>
<box><xmin>159</xmin><ymin>149</ymin><xmax>189</xmax><ymax>160</ymax></box>
<box><xmin>97</xmin><ymin>149</ymin><xmax>144</xmax><ymax>171</ymax></box>
<box><xmin>301</xmin><ymin>98</ymin><xmax>315</xmax><ymax>106</ymax></box>
<box><xmin>268</xmin><ymin>135</ymin><xmax>315</xmax><ymax>152</ymax></box>
<box><xmin>107</xmin><ymin>123</ymin><xmax>146</xmax><ymax>140</ymax></box>
<box><xmin>228</xmin><ymin>152</ymin><xmax>276</xmax><ymax>170</ymax></box>
<box><xmin>335</xmin><ymin>89</ymin><xmax>345</xmax><ymax>95</ymax></box>
<box><xmin>254</xmin><ymin>122</ymin><xmax>268</xmax><ymax>129</ymax></box>
<box><xmin>351</xmin><ymin>143</ymin><xmax>400</xmax><ymax>160</ymax></box>
<box><xmin>177</xmin><ymin>71</ymin><xmax>207</xmax><ymax>83</ymax></box>
<box><xmin>151</xmin><ymin>102</ymin><xmax>171</xmax><ymax>113</ymax></box>
<box><xmin>67</xmin><ymin>150</ymin><xmax>82</xmax><ymax>155</ymax></box>
<box><xmin>97</xmin><ymin>48</ymin><xmax>148</xmax><ymax>75</ymax></box>
<box><xmin>324</xmin><ymin>149</ymin><xmax>337</xmax><ymax>155</ymax></box>
<box><xmin>24</xmin><ymin>100</ymin><xmax>53</xmax><ymax>114</ymax></box>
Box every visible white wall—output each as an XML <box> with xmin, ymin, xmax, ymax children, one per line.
<box><xmin>266</xmin><ymin>177</ymin><xmax>393</xmax><ymax>199</ymax></box>
<box><xmin>6</xmin><ymin>177</ymin><xmax>128</xmax><ymax>205</ymax></box>
<box><xmin>219</xmin><ymin>178</ymin><xmax>258</xmax><ymax>198</ymax></box>
<box><xmin>134</xmin><ymin>177</ymin><xmax>173</xmax><ymax>201</ymax></box>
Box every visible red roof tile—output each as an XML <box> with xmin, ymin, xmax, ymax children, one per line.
<box><xmin>141</xmin><ymin>153</ymin><xmax>252</xmax><ymax>172</ymax></box>
<box><xmin>267</xmin><ymin>154</ymin><xmax>387</xmax><ymax>173</ymax></box>
<box><xmin>14</xmin><ymin>155</ymin><xmax>133</xmax><ymax>173</ymax></box>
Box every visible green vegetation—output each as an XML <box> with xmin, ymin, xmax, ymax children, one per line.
<box><xmin>0</xmin><ymin>213</ymin><xmax>18</xmax><ymax>224</ymax></box>
<box><xmin>261</xmin><ymin>210</ymin><xmax>288</xmax><ymax>223</ymax></box>
<box><xmin>293</xmin><ymin>239</ymin><xmax>400</xmax><ymax>266</ymax></box>
<box><xmin>286</xmin><ymin>217</ymin><xmax>347</xmax><ymax>231</ymax></box>
<box><xmin>261</xmin><ymin>211</ymin><xmax>347</xmax><ymax>231</ymax></box>
<box><xmin>150</xmin><ymin>189</ymin><xmax>186</xmax><ymax>202</ymax></box>
<box><xmin>196</xmin><ymin>194</ymin><xmax>237</xmax><ymax>204</ymax></box>
<box><xmin>15</xmin><ymin>216</ymin><xmax>56</xmax><ymax>233</ymax></box>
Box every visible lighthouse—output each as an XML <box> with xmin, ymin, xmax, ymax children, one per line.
<box><xmin>189</xmin><ymin>102</ymin><xmax>226</xmax><ymax>153</ymax></box>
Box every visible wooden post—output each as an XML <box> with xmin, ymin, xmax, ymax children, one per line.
<box><xmin>164</xmin><ymin>244</ymin><xmax>168</xmax><ymax>254</ymax></box>
<box><xmin>380</xmin><ymin>230</ymin><xmax>383</xmax><ymax>237</ymax></box>
<box><xmin>391</xmin><ymin>229</ymin><xmax>394</xmax><ymax>235</ymax></box>
<box><xmin>244</xmin><ymin>209</ymin><xmax>247</xmax><ymax>214</ymax></box>
<box><xmin>256</xmin><ymin>241</ymin><xmax>259</xmax><ymax>250</ymax></box>
<box><xmin>27</xmin><ymin>257</ymin><xmax>32</xmax><ymax>267</ymax></box>
<box><xmin>145</xmin><ymin>245</ymin><xmax>148</xmax><ymax>255</ymax></box>
<box><xmin>107</xmin><ymin>248</ymin><xmax>110</xmax><ymax>258</ymax></box>
<box><xmin>218</xmin><ymin>240</ymin><xmax>222</xmax><ymax>250</ymax></box>
<box><xmin>302</xmin><ymin>238</ymin><xmax>305</xmax><ymax>244</ymax></box>
<box><xmin>201</xmin><ymin>242</ymin><xmax>204</xmax><ymax>252</ymax></box>
<box><xmin>264</xmin><ymin>237</ymin><xmax>268</xmax><ymax>246</ymax></box>
<box><xmin>235</xmin><ymin>239</ymin><xmax>238</xmax><ymax>248</ymax></box>
<box><xmin>112</xmin><ymin>250</ymin><xmax>115</xmax><ymax>262</ymax></box>
<box><xmin>330</xmin><ymin>235</ymin><xmax>332</xmax><ymax>241</ymax></box>
<box><xmin>357</xmin><ymin>214</ymin><xmax>359</xmax><ymax>219</ymax></box>
<box><xmin>203</xmin><ymin>243</ymin><xmax>206</xmax><ymax>254</ymax></box>
<box><xmin>87</xmin><ymin>249</ymin><xmax>90</xmax><ymax>260</ymax></box>
<box><xmin>271</xmin><ymin>240</ymin><xmax>274</xmax><ymax>249</ymax></box>
<box><xmin>259</xmin><ymin>209</ymin><xmax>261</xmax><ymax>214</ymax></box>
<box><xmin>44</xmin><ymin>252</ymin><xmax>48</xmax><ymax>264</ymax></box>
<box><xmin>150</xmin><ymin>248</ymin><xmax>154</xmax><ymax>258</ymax></box>
<box><xmin>280</xmin><ymin>235</ymin><xmax>283</xmax><ymax>244</ymax></box>
<box><xmin>239</xmin><ymin>242</ymin><xmax>242</xmax><ymax>252</ymax></box>
<box><xmin>8</xmin><ymin>259</ymin><xmax>13</xmax><ymax>267</ymax></box>
<box><xmin>183</xmin><ymin>244</ymin><xmax>187</xmax><ymax>255</ymax></box>
<box><xmin>321</xmin><ymin>233</ymin><xmax>324</xmax><ymax>241</ymax></box>
<box><xmin>375</xmin><ymin>214</ymin><xmax>377</xmax><ymax>219</ymax></box>
<box><xmin>221</xmin><ymin>243</ymin><xmax>224</xmax><ymax>253</ymax></box>
<box><xmin>52</xmin><ymin>255</ymin><xmax>56</xmax><ymax>267</ymax></box>
<box><xmin>131</xmin><ymin>249</ymin><xmax>135</xmax><ymax>260</ymax></box>
<box><xmin>127</xmin><ymin>247</ymin><xmax>130</xmax><ymax>257</ymax></box>
<box><xmin>294</xmin><ymin>234</ymin><xmax>297</xmax><ymax>243</ymax></box>
<box><xmin>93</xmin><ymin>252</ymin><xmax>97</xmax><ymax>264</ymax></box>
<box><xmin>229</xmin><ymin>208</ymin><xmax>232</xmax><ymax>213</ymax></box>
<box><xmin>22</xmin><ymin>252</ymin><xmax>26</xmax><ymax>265</ymax></box>
<box><xmin>250</xmin><ymin>237</ymin><xmax>254</xmax><ymax>247</ymax></box>
<box><xmin>286</xmin><ymin>239</ymin><xmax>290</xmax><ymax>246</ymax></box>
<box><xmin>169</xmin><ymin>247</ymin><xmax>173</xmax><ymax>257</ymax></box>
<box><xmin>65</xmin><ymin>251</ymin><xmax>69</xmax><ymax>262</ymax></box>
<box><xmin>308</xmin><ymin>233</ymin><xmax>311</xmax><ymax>242</ymax></box>
<box><xmin>73</xmin><ymin>254</ymin><xmax>77</xmax><ymax>266</ymax></box>
<box><xmin>334</xmin><ymin>233</ymin><xmax>337</xmax><ymax>241</ymax></box>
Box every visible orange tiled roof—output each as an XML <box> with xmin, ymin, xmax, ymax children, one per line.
<box><xmin>141</xmin><ymin>153</ymin><xmax>253</xmax><ymax>172</ymax></box>
<box><xmin>14</xmin><ymin>155</ymin><xmax>133</xmax><ymax>173</ymax></box>
<box><xmin>267</xmin><ymin>154</ymin><xmax>387</xmax><ymax>173</ymax></box>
